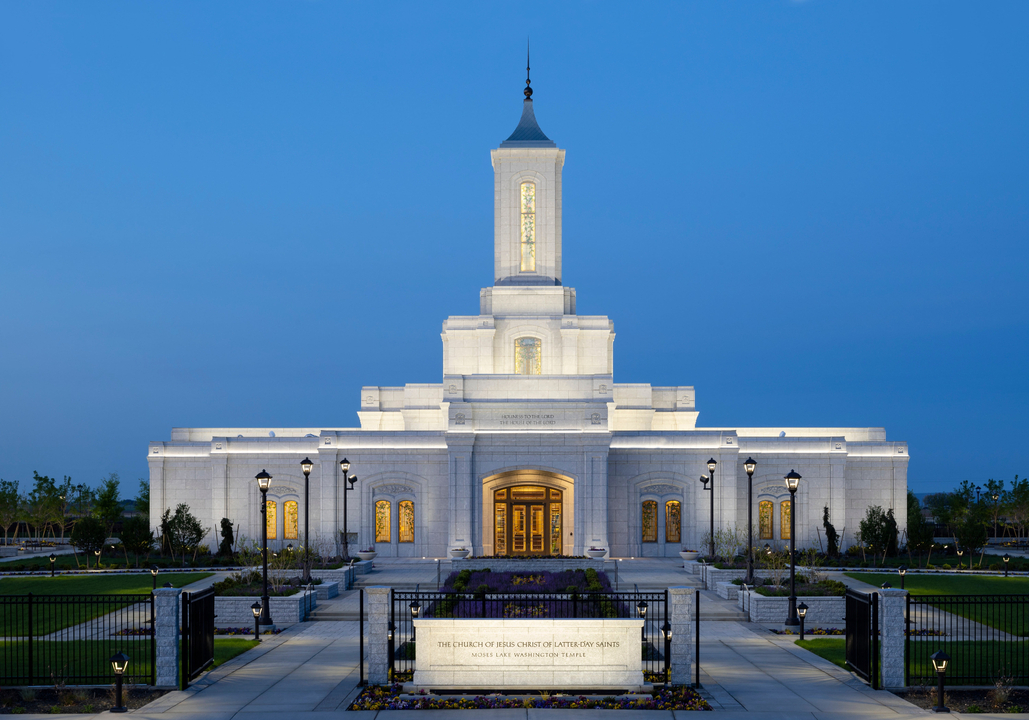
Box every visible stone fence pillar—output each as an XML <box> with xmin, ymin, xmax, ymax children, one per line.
<box><xmin>153</xmin><ymin>588</ymin><xmax>181</xmax><ymax>689</ymax></box>
<box><xmin>668</xmin><ymin>586</ymin><xmax>695</xmax><ymax>686</ymax></box>
<box><xmin>366</xmin><ymin>587</ymin><xmax>391</xmax><ymax>685</ymax></box>
<box><xmin>879</xmin><ymin>588</ymin><xmax>908</xmax><ymax>688</ymax></box>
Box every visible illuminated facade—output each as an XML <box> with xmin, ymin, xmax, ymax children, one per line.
<box><xmin>149</xmin><ymin>82</ymin><xmax>909</xmax><ymax>557</ymax></box>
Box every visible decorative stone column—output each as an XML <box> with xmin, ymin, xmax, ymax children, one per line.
<box><xmin>668</xmin><ymin>586</ymin><xmax>695</xmax><ymax>686</ymax></box>
<box><xmin>153</xmin><ymin>588</ymin><xmax>181</xmax><ymax>688</ymax></box>
<box><xmin>879</xmin><ymin>588</ymin><xmax>908</xmax><ymax>688</ymax></box>
<box><xmin>366</xmin><ymin>587</ymin><xmax>391</xmax><ymax>685</ymax></box>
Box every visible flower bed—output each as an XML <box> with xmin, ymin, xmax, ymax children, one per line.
<box><xmin>349</xmin><ymin>682</ymin><xmax>711</xmax><ymax>711</ymax></box>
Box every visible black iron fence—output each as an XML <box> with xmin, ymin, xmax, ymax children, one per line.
<box><xmin>845</xmin><ymin>588</ymin><xmax>879</xmax><ymax>689</ymax></box>
<box><xmin>906</xmin><ymin>594</ymin><xmax>1029</xmax><ymax>686</ymax></box>
<box><xmin>0</xmin><ymin>593</ymin><xmax>156</xmax><ymax>686</ymax></box>
<box><xmin>181</xmin><ymin>587</ymin><xmax>216</xmax><ymax>689</ymax></box>
<box><xmin>389</xmin><ymin>589</ymin><xmax>669</xmax><ymax>681</ymax></box>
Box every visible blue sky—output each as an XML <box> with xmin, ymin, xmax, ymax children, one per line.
<box><xmin>1</xmin><ymin>2</ymin><xmax>1026</xmax><ymax>496</ymax></box>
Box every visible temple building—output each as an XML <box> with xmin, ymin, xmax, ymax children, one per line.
<box><xmin>149</xmin><ymin>75</ymin><xmax>909</xmax><ymax>558</ymax></box>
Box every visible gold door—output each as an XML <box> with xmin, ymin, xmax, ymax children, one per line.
<box><xmin>512</xmin><ymin>505</ymin><xmax>526</xmax><ymax>553</ymax></box>
<box><xmin>494</xmin><ymin>486</ymin><xmax>562</xmax><ymax>556</ymax></box>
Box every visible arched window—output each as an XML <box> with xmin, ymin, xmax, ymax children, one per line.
<box><xmin>520</xmin><ymin>181</ymin><xmax>536</xmax><ymax>272</ymax></box>
<box><xmin>780</xmin><ymin>501</ymin><xmax>791</xmax><ymax>540</ymax></box>
<box><xmin>642</xmin><ymin>500</ymin><xmax>658</xmax><ymax>543</ymax></box>
<box><xmin>284</xmin><ymin>501</ymin><xmax>299</xmax><ymax>540</ymax></box>
<box><xmin>399</xmin><ymin>500</ymin><xmax>414</xmax><ymax>543</ymax></box>
<box><xmin>665</xmin><ymin>501</ymin><xmax>681</xmax><ymax>543</ymax></box>
<box><xmin>759</xmin><ymin>501</ymin><xmax>773</xmax><ymax>539</ymax></box>
<box><xmin>266</xmin><ymin>500</ymin><xmax>277</xmax><ymax>540</ymax></box>
<box><xmin>375</xmin><ymin>500</ymin><xmax>391</xmax><ymax>543</ymax></box>
<box><xmin>515</xmin><ymin>337</ymin><xmax>541</xmax><ymax>375</ymax></box>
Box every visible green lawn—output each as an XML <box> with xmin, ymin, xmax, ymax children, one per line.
<box><xmin>0</xmin><ymin>573</ymin><xmax>212</xmax><ymax>636</ymax></box>
<box><xmin>844</xmin><ymin>573</ymin><xmax>1029</xmax><ymax>636</ymax></box>
<box><xmin>0</xmin><ymin>637</ymin><xmax>257</xmax><ymax>685</ymax></box>
<box><xmin>908</xmin><ymin>640</ymin><xmax>1029</xmax><ymax>686</ymax></box>
<box><xmin>795</xmin><ymin>638</ymin><xmax>846</xmax><ymax>669</ymax></box>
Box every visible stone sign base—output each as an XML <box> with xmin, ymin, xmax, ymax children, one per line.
<box><xmin>409</xmin><ymin>618</ymin><xmax>647</xmax><ymax>691</ymax></box>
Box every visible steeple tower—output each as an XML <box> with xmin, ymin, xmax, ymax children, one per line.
<box><xmin>491</xmin><ymin>59</ymin><xmax>564</xmax><ymax>286</ymax></box>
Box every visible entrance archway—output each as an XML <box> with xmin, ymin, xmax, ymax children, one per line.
<box><xmin>481</xmin><ymin>470</ymin><xmax>574</xmax><ymax>556</ymax></box>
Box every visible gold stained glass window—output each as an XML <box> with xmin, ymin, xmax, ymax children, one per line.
<box><xmin>780</xmin><ymin>501</ymin><xmax>791</xmax><ymax>540</ymax></box>
<box><xmin>515</xmin><ymin>337</ymin><xmax>541</xmax><ymax>375</ymax></box>
<box><xmin>520</xmin><ymin>181</ymin><xmax>536</xmax><ymax>272</ymax></box>
<box><xmin>665</xmin><ymin>501</ymin><xmax>681</xmax><ymax>544</ymax></box>
<box><xmin>375</xmin><ymin>500</ymin><xmax>391</xmax><ymax>543</ymax></box>
<box><xmin>495</xmin><ymin>503</ymin><xmax>507</xmax><ymax>556</ymax></box>
<box><xmin>266</xmin><ymin>500</ymin><xmax>277</xmax><ymax>540</ymax></box>
<box><xmin>284</xmin><ymin>501</ymin><xmax>298</xmax><ymax>540</ymax></box>
<box><xmin>759</xmin><ymin>501</ymin><xmax>773</xmax><ymax>539</ymax></box>
<box><xmin>642</xmin><ymin>500</ymin><xmax>657</xmax><ymax>543</ymax></box>
<box><xmin>399</xmin><ymin>500</ymin><xmax>414</xmax><ymax>543</ymax></box>
<box><xmin>550</xmin><ymin>505</ymin><xmax>561</xmax><ymax>554</ymax></box>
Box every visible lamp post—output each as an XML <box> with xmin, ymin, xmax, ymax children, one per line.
<box><xmin>930</xmin><ymin>650</ymin><xmax>950</xmax><ymax>712</ymax></box>
<box><xmin>635</xmin><ymin>584</ymin><xmax>648</xmax><ymax>641</ymax></box>
<box><xmin>956</xmin><ymin>547</ymin><xmax>963</xmax><ymax>571</ymax></box>
<box><xmin>662</xmin><ymin>621</ymin><xmax>672</xmax><ymax>681</ymax></box>
<box><xmin>707</xmin><ymin>459</ymin><xmax>717</xmax><ymax>557</ymax></box>
<box><xmin>410</xmin><ymin>597</ymin><xmax>421</xmax><ymax>642</ymax></box>
<box><xmin>301</xmin><ymin>457</ymin><xmax>313</xmax><ymax>579</ymax></box>
<box><xmin>744</xmin><ymin>458</ymin><xmax>757</xmax><ymax>584</ymax></box>
<box><xmin>49</xmin><ymin>553</ymin><xmax>56</xmax><ymax>577</ymax></box>
<box><xmin>340</xmin><ymin>459</ymin><xmax>358</xmax><ymax>562</ymax></box>
<box><xmin>1003</xmin><ymin>553</ymin><xmax>1010</xmax><ymax>578</ymax></box>
<box><xmin>699</xmin><ymin>475</ymin><xmax>712</xmax><ymax>558</ymax></box>
<box><xmin>784</xmin><ymin>470</ymin><xmax>801</xmax><ymax>626</ymax></box>
<box><xmin>255</xmin><ymin>470</ymin><xmax>274</xmax><ymax>626</ymax></box>
<box><xmin>151</xmin><ymin>565</ymin><xmax>159</xmax><ymax>590</ymax></box>
<box><xmin>991</xmin><ymin>492</ymin><xmax>1000</xmax><ymax>539</ymax></box>
<box><xmin>898</xmin><ymin>565</ymin><xmax>907</xmax><ymax>590</ymax></box>
<box><xmin>110</xmin><ymin>652</ymin><xmax>130</xmax><ymax>713</ymax></box>
<box><xmin>797</xmin><ymin>602</ymin><xmax>808</xmax><ymax>641</ymax></box>
<box><xmin>251</xmin><ymin>601</ymin><xmax>262</xmax><ymax>642</ymax></box>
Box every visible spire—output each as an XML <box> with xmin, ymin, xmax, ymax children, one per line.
<box><xmin>500</xmin><ymin>43</ymin><xmax>556</xmax><ymax>148</ymax></box>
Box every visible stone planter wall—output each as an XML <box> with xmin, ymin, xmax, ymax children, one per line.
<box><xmin>449</xmin><ymin>558</ymin><xmax>608</xmax><ymax>574</ymax></box>
<box><xmin>214</xmin><ymin>590</ymin><xmax>317</xmax><ymax>627</ymax></box>
<box><xmin>737</xmin><ymin>590</ymin><xmax>845</xmax><ymax>626</ymax></box>
<box><xmin>699</xmin><ymin>566</ymin><xmax>775</xmax><ymax>589</ymax></box>
<box><xmin>683</xmin><ymin>561</ymin><xmax>702</xmax><ymax>576</ymax></box>
<box><xmin>714</xmin><ymin>582</ymin><xmax>739</xmax><ymax>601</ymax></box>
<box><xmin>314</xmin><ymin>581</ymin><xmax>339</xmax><ymax>600</ymax></box>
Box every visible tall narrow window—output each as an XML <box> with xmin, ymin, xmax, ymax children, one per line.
<box><xmin>495</xmin><ymin>503</ymin><xmax>507</xmax><ymax>556</ymax></box>
<box><xmin>266</xmin><ymin>500</ymin><xmax>277</xmax><ymax>540</ymax></box>
<box><xmin>514</xmin><ymin>337</ymin><xmax>541</xmax><ymax>375</ymax></box>
<box><xmin>642</xmin><ymin>500</ymin><xmax>658</xmax><ymax>543</ymax></box>
<box><xmin>780</xmin><ymin>501</ymin><xmax>791</xmax><ymax>540</ymax></box>
<box><xmin>665</xmin><ymin>501</ymin><xmax>681</xmax><ymax>544</ymax></box>
<box><xmin>375</xmin><ymin>500</ymin><xmax>391</xmax><ymax>543</ymax></box>
<box><xmin>399</xmin><ymin>500</ymin><xmax>414</xmax><ymax>543</ymax></box>
<box><xmin>759</xmin><ymin>501</ymin><xmax>773</xmax><ymax>539</ymax></box>
<box><xmin>520</xmin><ymin>181</ymin><xmax>536</xmax><ymax>272</ymax></box>
<box><xmin>284</xmin><ymin>501</ymin><xmax>299</xmax><ymax>540</ymax></box>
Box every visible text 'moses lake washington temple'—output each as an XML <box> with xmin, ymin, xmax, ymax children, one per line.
<box><xmin>149</xmin><ymin>74</ymin><xmax>909</xmax><ymax>558</ymax></box>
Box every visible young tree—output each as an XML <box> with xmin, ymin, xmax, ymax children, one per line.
<box><xmin>859</xmin><ymin>505</ymin><xmax>898</xmax><ymax>565</ymax></box>
<box><xmin>93</xmin><ymin>473</ymin><xmax>122</xmax><ymax>539</ymax></box>
<box><xmin>953</xmin><ymin>504</ymin><xmax>989</xmax><ymax>563</ymax></box>
<box><xmin>0</xmin><ymin>480</ymin><xmax>21</xmax><ymax>545</ymax></box>
<box><xmin>26</xmin><ymin>472</ymin><xmax>60</xmax><ymax>540</ymax></box>
<box><xmin>1004</xmin><ymin>475</ymin><xmax>1029</xmax><ymax>542</ymax></box>
<box><xmin>218</xmin><ymin>518</ymin><xmax>234</xmax><ymax>557</ymax></box>
<box><xmin>135</xmin><ymin>479</ymin><xmax>150</xmax><ymax>519</ymax></box>
<box><xmin>70</xmin><ymin>516</ymin><xmax>107</xmax><ymax>569</ymax></box>
<box><xmin>168</xmin><ymin>504</ymin><xmax>206</xmax><ymax>564</ymax></box>
<box><xmin>822</xmin><ymin>505</ymin><xmax>839</xmax><ymax>557</ymax></box>
<box><xmin>905</xmin><ymin>491</ymin><xmax>935</xmax><ymax>566</ymax></box>
<box><xmin>120</xmin><ymin>516</ymin><xmax>155</xmax><ymax>567</ymax></box>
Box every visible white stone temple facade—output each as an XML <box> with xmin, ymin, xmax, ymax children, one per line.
<box><xmin>149</xmin><ymin>82</ymin><xmax>909</xmax><ymax>559</ymax></box>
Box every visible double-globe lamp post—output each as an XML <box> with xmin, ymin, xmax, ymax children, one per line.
<box><xmin>784</xmin><ymin>469</ymin><xmax>802</xmax><ymax>626</ymax></box>
<box><xmin>255</xmin><ymin>470</ymin><xmax>274</xmax><ymax>626</ymax></box>
<box><xmin>699</xmin><ymin>458</ymin><xmax>717</xmax><ymax>558</ymax></box>
<box><xmin>744</xmin><ymin>457</ymin><xmax>757</xmax><ymax>584</ymax></box>
<box><xmin>340</xmin><ymin>459</ymin><xmax>358</xmax><ymax>561</ymax></box>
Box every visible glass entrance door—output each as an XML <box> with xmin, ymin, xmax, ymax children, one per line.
<box><xmin>494</xmin><ymin>486</ymin><xmax>561</xmax><ymax>556</ymax></box>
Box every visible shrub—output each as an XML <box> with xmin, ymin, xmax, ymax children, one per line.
<box><xmin>989</xmin><ymin>563</ymin><xmax>1000</xmax><ymax>571</ymax></box>
<box><xmin>942</xmin><ymin>563</ymin><xmax>952</xmax><ymax>570</ymax></box>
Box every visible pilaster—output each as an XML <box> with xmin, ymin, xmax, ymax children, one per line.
<box><xmin>154</xmin><ymin>588</ymin><xmax>181</xmax><ymax>689</ymax></box>
<box><xmin>879</xmin><ymin>588</ymin><xmax>907</xmax><ymax>688</ymax></box>
<box><xmin>668</xmin><ymin>586</ymin><xmax>695</xmax><ymax>686</ymax></box>
<box><xmin>366</xmin><ymin>587</ymin><xmax>391</xmax><ymax>685</ymax></box>
<box><xmin>446</xmin><ymin>435</ymin><xmax>476</xmax><ymax>552</ymax></box>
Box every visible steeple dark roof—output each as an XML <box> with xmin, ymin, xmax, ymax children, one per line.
<box><xmin>500</xmin><ymin>99</ymin><xmax>557</xmax><ymax>148</ymax></box>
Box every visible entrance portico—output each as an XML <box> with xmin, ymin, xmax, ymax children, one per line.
<box><xmin>480</xmin><ymin>469</ymin><xmax>575</xmax><ymax>557</ymax></box>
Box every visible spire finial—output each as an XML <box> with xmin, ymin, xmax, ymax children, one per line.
<box><xmin>524</xmin><ymin>38</ymin><xmax>532</xmax><ymax>99</ymax></box>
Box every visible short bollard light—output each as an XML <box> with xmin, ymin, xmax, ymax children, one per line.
<box><xmin>1003</xmin><ymin>553</ymin><xmax>1010</xmax><ymax>578</ymax></box>
<box><xmin>49</xmin><ymin>553</ymin><xmax>57</xmax><ymax>577</ymax></box>
<box><xmin>287</xmin><ymin>543</ymin><xmax>294</xmax><ymax>554</ymax></box>
<box><xmin>110</xmin><ymin>652</ymin><xmax>130</xmax><ymax>713</ymax></box>
<box><xmin>410</xmin><ymin>598</ymin><xmax>422</xmax><ymax>641</ymax></box>
<box><xmin>150</xmin><ymin>565</ymin><xmax>159</xmax><ymax>590</ymax></box>
<box><xmin>764</xmin><ymin>543</ymin><xmax>772</xmax><ymax>556</ymax></box>
<box><xmin>881</xmin><ymin>582</ymin><xmax>892</xmax><ymax>589</ymax></box>
<box><xmin>930</xmin><ymin>650</ymin><xmax>950</xmax><ymax>712</ymax></box>
<box><xmin>797</xmin><ymin>602</ymin><xmax>808</xmax><ymax>641</ymax></box>
<box><xmin>898</xmin><ymin>565</ymin><xmax>907</xmax><ymax>589</ymax></box>
<box><xmin>251</xmin><ymin>601</ymin><xmax>262</xmax><ymax>642</ymax></box>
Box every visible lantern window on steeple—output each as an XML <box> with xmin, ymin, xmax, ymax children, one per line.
<box><xmin>520</xmin><ymin>181</ymin><xmax>536</xmax><ymax>272</ymax></box>
<box><xmin>514</xmin><ymin>337</ymin><xmax>541</xmax><ymax>375</ymax></box>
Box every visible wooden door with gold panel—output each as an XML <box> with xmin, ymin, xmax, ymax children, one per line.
<box><xmin>494</xmin><ymin>486</ymin><xmax>562</xmax><ymax>556</ymax></box>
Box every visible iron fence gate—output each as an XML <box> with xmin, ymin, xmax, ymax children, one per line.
<box><xmin>0</xmin><ymin>593</ymin><xmax>156</xmax><ymax>686</ymax></box>
<box><xmin>389</xmin><ymin>589</ymin><xmax>670</xmax><ymax>683</ymax></box>
<box><xmin>906</xmin><ymin>594</ymin><xmax>1029</xmax><ymax>686</ymax></box>
<box><xmin>181</xmin><ymin>587</ymin><xmax>216</xmax><ymax>689</ymax></box>
<box><xmin>845</xmin><ymin>588</ymin><xmax>879</xmax><ymax>689</ymax></box>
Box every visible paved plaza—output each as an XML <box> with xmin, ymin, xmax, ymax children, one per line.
<box><xmin>8</xmin><ymin>557</ymin><xmax>1024</xmax><ymax>718</ymax></box>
